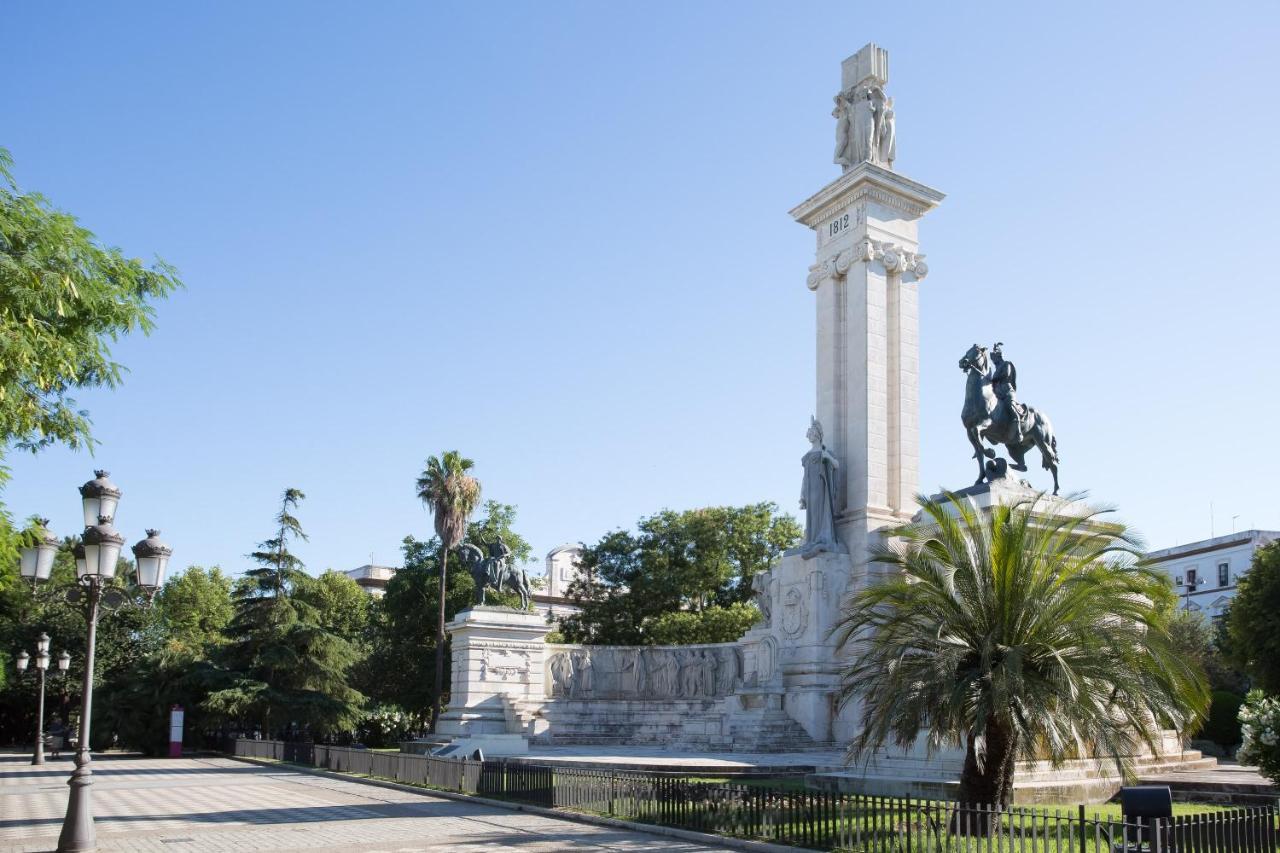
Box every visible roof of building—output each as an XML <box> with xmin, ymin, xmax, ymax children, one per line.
<box><xmin>344</xmin><ymin>564</ymin><xmax>398</xmax><ymax>583</ymax></box>
<box><xmin>1145</xmin><ymin>530</ymin><xmax>1279</xmax><ymax>563</ymax></box>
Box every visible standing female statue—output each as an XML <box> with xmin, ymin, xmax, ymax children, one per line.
<box><xmin>877</xmin><ymin>96</ymin><xmax>896</xmax><ymax>167</ymax></box>
<box><xmin>832</xmin><ymin>92</ymin><xmax>853</xmax><ymax>168</ymax></box>
<box><xmin>850</xmin><ymin>86</ymin><xmax>877</xmax><ymax>165</ymax></box>
<box><xmin>800</xmin><ymin>417</ymin><xmax>840</xmax><ymax>556</ymax></box>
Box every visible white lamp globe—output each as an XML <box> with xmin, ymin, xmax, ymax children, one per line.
<box><xmin>131</xmin><ymin>529</ymin><xmax>173</xmax><ymax>593</ymax></box>
<box><xmin>79</xmin><ymin>470</ymin><xmax>122</xmax><ymax>527</ymax></box>
<box><xmin>81</xmin><ymin>517</ymin><xmax>125</xmax><ymax>580</ymax></box>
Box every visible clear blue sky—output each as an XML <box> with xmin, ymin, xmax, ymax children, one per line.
<box><xmin>4</xmin><ymin>2</ymin><xmax>1279</xmax><ymax>578</ymax></box>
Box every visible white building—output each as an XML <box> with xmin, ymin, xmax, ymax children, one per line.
<box><xmin>532</xmin><ymin>543</ymin><xmax>585</xmax><ymax>623</ymax></box>
<box><xmin>343</xmin><ymin>564</ymin><xmax>397</xmax><ymax>597</ymax></box>
<box><xmin>1145</xmin><ymin>530</ymin><xmax>1279</xmax><ymax>621</ymax></box>
<box><xmin>543</xmin><ymin>543</ymin><xmax>585</xmax><ymax>598</ymax></box>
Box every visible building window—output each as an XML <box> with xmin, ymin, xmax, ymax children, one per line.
<box><xmin>1175</xmin><ymin>575</ymin><xmax>1183</xmax><ymax>586</ymax></box>
<box><xmin>1218</xmin><ymin>562</ymin><xmax>1229</xmax><ymax>587</ymax></box>
<box><xmin>1186</xmin><ymin>568</ymin><xmax>1197</xmax><ymax>588</ymax></box>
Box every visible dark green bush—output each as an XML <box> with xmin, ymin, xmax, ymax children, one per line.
<box><xmin>1198</xmin><ymin>690</ymin><xmax>1245</xmax><ymax>747</ymax></box>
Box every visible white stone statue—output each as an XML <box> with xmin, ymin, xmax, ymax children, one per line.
<box><xmin>832</xmin><ymin>93</ymin><xmax>853</xmax><ymax>168</ymax></box>
<box><xmin>878</xmin><ymin>96</ymin><xmax>896</xmax><ymax>167</ymax></box>
<box><xmin>834</xmin><ymin>80</ymin><xmax>896</xmax><ymax>171</ymax></box>
<box><xmin>751</xmin><ymin>568</ymin><xmax>773</xmax><ymax>625</ymax></box>
<box><xmin>799</xmin><ymin>417</ymin><xmax>840</xmax><ymax>557</ymax></box>
<box><xmin>851</xmin><ymin>86</ymin><xmax>877</xmax><ymax>166</ymax></box>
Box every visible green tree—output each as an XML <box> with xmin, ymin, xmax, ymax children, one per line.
<box><xmin>204</xmin><ymin>489</ymin><xmax>363</xmax><ymax>736</ymax></box>
<box><xmin>645</xmin><ymin>602</ymin><xmax>760</xmax><ymax>645</ymax></box>
<box><xmin>1166</xmin><ymin>608</ymin><xmax>1248</xmax><ymax>695</ymax></box>
<box><xmin>467</xmin><ymin>500</ymin><xmax>533</xmax><ymax>566</ymax></box>
<box><xmin>415</xmin><ymin>451</ymin><xmax>480</xmax><ymax>730</ymax></box>
<box><xmin>1227</xmin><ymin>541</ymin><xmax>1280</xmax><ymax>694</ymax></box>
<box><xmin>835</xmin><ymin>493</ymin><xmax>1208</xmax><ymax>810</ymax></box>
<box><xmin>248</xmin><ymin>488</ymin><xmax>309</xmax><ymax>598</ymax></box>
<box><xmin>0</xmin><ymin>148</ymin><xmax>181</xmax><ymax>592</ymax></box>
<box><xmin>155</xmin><ymin>565</ymin><xmax>234</xmax><ymax>655</ymax></box>
<box><xmin>559</xmin><ymin>503</ymin><xmax>799</xmax><ymax>645</ymax></box>
<box><xmin>295</xmin><ymin>570</ymin><xmax>369</xmax><ymax>643</ymax></box>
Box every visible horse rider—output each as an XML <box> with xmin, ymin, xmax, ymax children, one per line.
<box><xmin>486</xmin><ymin>538</ymin><xmax>512</xmax><ymax>585</ymax></box>
<box><xmin>990</xmin><ymin>342</ymin><xmax>1027</xmax><ymax>455</ymax></box>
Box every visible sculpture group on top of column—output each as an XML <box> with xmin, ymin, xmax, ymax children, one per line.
<box><xmin>833</xmin><ymin>85</ymin><xmax>896</xmax><ymax>171</ymax></box>
<box><xmin>958</xmin><ymin>342</ymin><xmax>1061</xmax><ymax>494</ymax></box>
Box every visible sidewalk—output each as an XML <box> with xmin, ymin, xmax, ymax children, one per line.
<box><xmin>0</xmin><ymin>754</ymin><xmax>731</xmax><ymax>851</ymax></box>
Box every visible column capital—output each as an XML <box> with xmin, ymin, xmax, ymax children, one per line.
<box><xmin>807</xmin><ymin>238</ymin><xmax>928</xmax><ymax>290</ymax></box>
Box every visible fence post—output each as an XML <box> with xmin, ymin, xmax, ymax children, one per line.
<box><xmin>609</xmin><ymin>770</ymin><xmax>616</xmax><ymax>817</ymax></box>
<box><xmin>1078</xmin><ymin>803</ymin><xmax>1086</xmax><ymax>853</ymax></box>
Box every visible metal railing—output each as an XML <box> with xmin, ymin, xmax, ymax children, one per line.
<box><xmin>228</xmin><ymin>739</ymin><xmax>480</xmax><ymax>794</ymax></box>
<box><xmin>225</xmin><ymin>740</ymin><xmax>1277</xmax><ymax>851</ymax></box>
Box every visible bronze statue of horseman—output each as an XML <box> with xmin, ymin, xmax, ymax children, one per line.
<box><xmin>457</xmin><ymin>537</ymin><xmax>533</xmax><ymax>610</ymax></box>
<box><xmin>959</xmin><ymin>342</ymin><xmax>1061</xmax><ymax>494</ymax></box>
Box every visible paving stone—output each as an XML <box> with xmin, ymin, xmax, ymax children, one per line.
<box><xmin>0</xmin><ymin>755</ymin><xmax>729</xmax><ymax>852</ymax></box>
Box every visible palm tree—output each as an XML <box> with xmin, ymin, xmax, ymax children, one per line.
<box><xmin>416</xmin><ymin>451</ymin><xmax>481</xmax><ymax>730</ymax></box>
<box><xmin>835</xmin><ymin>492</ymin><xmax>1207</xmax><ymax>810</ymax></box>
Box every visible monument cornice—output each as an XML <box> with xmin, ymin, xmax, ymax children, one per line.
<box><xmin>790</xmin><ymin>162</ymin><xmax>945</xmax><ymax>228</ymax></box>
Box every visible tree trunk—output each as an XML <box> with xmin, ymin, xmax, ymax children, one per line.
<box><xmin>953</xmin><ymin>717</ymin><xmax>1018</xmax><ymax>834</ymax></box>
<box><xmin>430</xmin><ymin>546</ymin><xmax>449</xmax><ymax>732</ymax></box>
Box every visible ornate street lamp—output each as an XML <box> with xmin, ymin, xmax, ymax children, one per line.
<box><xmin>18</xmin><ymin>472</ymin><xmax>172</xmax><ymax>853</ymax></box>
<box><xmin>13</xmin><ymin>632</ymin><xmax>64</xmax><ymax>766</ymax></box>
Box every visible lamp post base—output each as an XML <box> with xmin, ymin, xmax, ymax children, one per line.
<box><xmin>56</xmin><ymin>752</ymin><xmax>95</xmax><ymax>852</ymax></box>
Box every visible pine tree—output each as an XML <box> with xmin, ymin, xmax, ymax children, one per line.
<box><xmin>204</xmin><ymin>488</ymin><xmax>364</xmax><ymax>737</ymax></box>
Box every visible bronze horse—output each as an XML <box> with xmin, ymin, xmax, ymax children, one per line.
<box><xmin>959</xmin><ymin>343</ymin><xmax>1060</xmax><ymax>494</ymax></box>
<box><xmin>456</xmin><ymin>540</ymin><xmax>533</xmax><ymax>610</ymax></box>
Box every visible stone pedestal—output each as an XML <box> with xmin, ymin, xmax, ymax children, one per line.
<box><xmin>436</xmin><ymin>606</ymin><xmax>549</xmax><ymax>755</ymax></box>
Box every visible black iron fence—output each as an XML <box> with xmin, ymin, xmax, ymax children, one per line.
<box><xmin>225</xmin><ymin>740</ymin><xmax>1277</xmax><ymax>851</ymax></box>
<box><xmin>227</xmin><ymin>738</ymin><xmax>480</xmax><ymax>794</ymax></box>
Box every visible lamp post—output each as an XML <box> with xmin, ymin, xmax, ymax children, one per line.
<box><xmin>17</xmin><ymin>470</ymin><xmax>172</xmax><ymax>853</ymax></box>
<box><xmin>13</xmin><ymin>632</ymin><xmax>67</xmax><ymax>765</ymax></box>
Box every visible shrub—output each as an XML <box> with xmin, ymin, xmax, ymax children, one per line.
<box><xmin>356</xmin><ymin>705</ymin><xmax>412</xmax><ymax>749</ymax></box>
<box><xmin>1238</xmin><ymin>690</ymin><xmax>1280</xmax><ymax>783</ymax></box>
<box><xmin>1198</xmin><ymin>691</ymin><xmax>1245</xmax><ymax>747</ymax></box>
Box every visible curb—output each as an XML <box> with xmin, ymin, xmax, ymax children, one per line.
<box><xmin>226</xmin><ymin>754</ymin><xmax>800</xmax><ymax>852</ymax></box>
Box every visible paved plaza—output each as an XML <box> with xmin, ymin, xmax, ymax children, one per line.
<box><xmin>0</xmin><ymin>755</ymin><xmax>731</xmax><ymax>852</ymax></box>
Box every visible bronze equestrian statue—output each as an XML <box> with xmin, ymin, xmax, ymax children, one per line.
<box><xmin>456</xmin><ymin>537</ymin><xmax>533</xmax><ymax>610</ymax></box>
<box><xmin>959</xmin><ymin>342</ymin><xmax>1060</xmax><ymax>495</ymax></box>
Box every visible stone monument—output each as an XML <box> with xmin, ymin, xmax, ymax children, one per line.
<box><xmin>434</xmin><ymin>605</ymin><xmax>549</xmax><ymax>755</ymax></box>
<box><xmin>753</xmin><ymin>41</ymin><xmax>943</xmax><ymax>744</ymax></box>
<box><xmin>434</xmin><ymin>538</ymin><xmax>547</xmax><ymax>755</ymax></box>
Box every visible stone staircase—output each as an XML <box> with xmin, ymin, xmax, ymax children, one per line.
<box><xmin>728</xmin><ymin>707</ymin><xmax>835</xmax><ymax>752</ymax></box>
<box><xmin>500</xmin><ymin>697</ymin><xmax>549</xmax><ymax>738</ymax></box>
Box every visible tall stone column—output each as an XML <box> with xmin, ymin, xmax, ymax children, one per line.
<box><xmin>792</xmin><ymin>162</ymin><xmax>943</xmax><ymax>566</ymax></box>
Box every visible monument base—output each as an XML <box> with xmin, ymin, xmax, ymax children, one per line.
<box><xmin>436</xmin><ymin>606</ymin><xmax>549</xmax><ymax>745</ymax></box>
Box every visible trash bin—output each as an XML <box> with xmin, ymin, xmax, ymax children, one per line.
<box><xmin>1114</xmin><ymin>785</ymin><xmax>1174</xmax><ymax>853</ymax></box>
